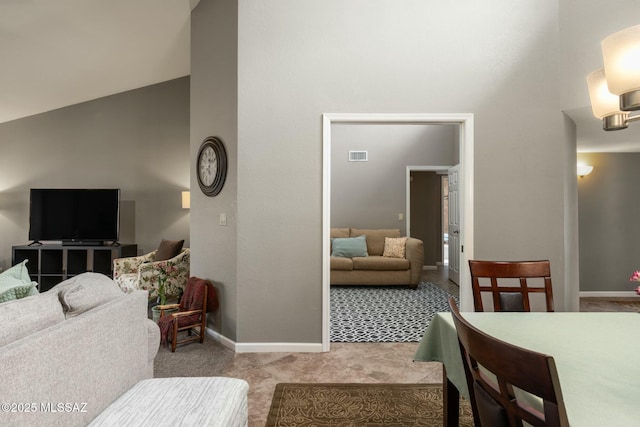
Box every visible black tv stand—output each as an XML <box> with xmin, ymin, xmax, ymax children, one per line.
<box><xmin>62</xmin><ymin>241</ymin><xmax>105</xmax><ymax>247</ymax></box>
<box><xmin>12</xmin><ymin>243</ymin><xmax>137</xmax><ymax>292</ymax></box>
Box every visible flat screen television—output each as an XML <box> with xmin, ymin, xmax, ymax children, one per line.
<box><xmin>28</xmin><ymin>189</ymin><xmax>120</xmax><ymax>245</ymax></box>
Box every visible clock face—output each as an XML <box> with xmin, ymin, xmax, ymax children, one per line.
<box><xmin>199</xmin><ymin>146</ymin><xmax>217</xmax><ymax>186</ymax></box>
<box><xmin>197</xmin><ymin>137</ymin><xmax>227</xmax><ymax>197</ymax></box>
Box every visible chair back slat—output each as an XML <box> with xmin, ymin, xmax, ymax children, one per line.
<box><xmin>469</xmin><ymin>260</ymin><xmax>554</xmax><ymax>312</ymax></box>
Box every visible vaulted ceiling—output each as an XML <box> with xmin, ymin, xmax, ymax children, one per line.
<box><xmin>2</xmin><ymin>1</ymin><xmax>638</xmax><ymax>151</ymax></box>
<box><xmin>0</xmin><ymin>0</ymin><xmax>196</xmax><ymax>124</ymax></box>
<box><xmin>565</xmin><ymin>106</ymin><xmax>640</xmax><ymax>153</ymax></box>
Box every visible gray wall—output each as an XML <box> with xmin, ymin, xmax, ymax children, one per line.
<box><xmin>190</xmin><ymin>0</ymin><xmax>573</xmax><ymax>345</ymax></box>
<box><xmin>559</xmin><ymin>0</ymin><xmax>640</xmax><ymax>305</ymax></box>
<box><xmin>331</xmin><ymin>124</ymin><xmax>456</xmax><ymax>235</ymax></box>
<box><xmin>190</xmin><ymin>0</ymin><xmax>238</xmax><ymax>337</ymax></box>
<box><xmin>563</xmin><ymin>115</ymin><xmax>579</xmax><ymax>311</ymax></box>
<box><xmin>0</xmin><ymin>77</ymin><xmax>190</xmax><ymax>269</ymax></box>
<box><xmin>577</xmin><ymin>152</ymin><xmax>640</xmax><ymax>292</ymax></box>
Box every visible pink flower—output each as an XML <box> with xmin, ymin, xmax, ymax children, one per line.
<box><xmin>630</xmin><ymin>271</ymin><xmax>640</xmax><ymax>282</ymax></box>
<box><xmin>636</xmin><ymin>286</ymin><xmax>640</xmax><ymax>296</ymax></box>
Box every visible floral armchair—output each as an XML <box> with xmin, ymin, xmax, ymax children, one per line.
<box><xmin>113</xmin><ymin>248</ymin><xmax>190</xmax><ymax>301</ymax></box>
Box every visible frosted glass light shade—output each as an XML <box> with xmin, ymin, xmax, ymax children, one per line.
<box><xmin>181</xmin><ymin>191</ymin><xmax>190</xmax><ymax>209</ymax></box>
<box><xmin>586</xmin><ymin>68</ymin><xmax>622</xmax><ymax>118</ymax></box>
<box><xmin>577</xmin><ymin>164</ymin><xmax>594</xmax><ymax>177</ymax></box>
<box><xmin>602</xmin><ymin>24</ymin><xmax>640</xmax><ymax>109</ymax></box>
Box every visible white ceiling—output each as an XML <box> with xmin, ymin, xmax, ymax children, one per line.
<box><xmin>1</xmin><ymin>1</ymin><xmax>638</xmax><ymax>152</ymax></box>
<box><xmin>564</xmin><ymin>106</ymin><xmax>640</xmax><ymax>153</ymax></box>
<box><xmin>0</xmin><ymin>0</ymin><xmax>197</xmax><ymax>124</ymax></box>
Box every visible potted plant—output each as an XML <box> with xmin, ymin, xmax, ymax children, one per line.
<box><xmin>151</xmin><ymin>264</ymin><xmax>179</xmax><ymax>322</ymax></box>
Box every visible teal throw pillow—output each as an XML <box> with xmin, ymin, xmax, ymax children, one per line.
<box><xmin>0</xmin><ymin>284</ymin><xmax>38</xmax><ymax>303</ymax></box>
<box><xmin>331</xmin><ymin>235</ymin><xmax>369</xmax><ymax>258</ymax></box>
<box><xmin>0</xmin><ymin>260</ymin><xmax>32</xmax><ymax>285</ymax></box>
<box><xmin>0</xmin><ymin>260</ymin><xmax>38</xmax><ymax>303</ymax></box>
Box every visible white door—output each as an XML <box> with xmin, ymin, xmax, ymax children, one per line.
<box><xmin>448</xmin><ymin>165</ymin><xmax>460</xmax><ymax>285</ymax></box>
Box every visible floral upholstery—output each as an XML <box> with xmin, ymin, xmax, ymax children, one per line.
<box><xmin>113</xmin><ymin>249</ymin><xmax>190</xmax><ymax>300</ymax></box>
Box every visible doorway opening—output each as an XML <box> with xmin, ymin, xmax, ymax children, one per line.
<box><xmin>322</xmin><ymin>113</ymin><xmax>474</xmax><ymax>351</ymax></box>
<box><xmin>442</xmin><ymin>174</ymin><xmax>449</xmax><ymax>267</ymax></box>
<box><xmin>406</xmin><ymin>167</ymin><xmax>453</xmax><ymax>276</ymax></box>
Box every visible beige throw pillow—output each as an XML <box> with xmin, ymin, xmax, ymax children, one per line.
<box><xmin>383</xmin><ymin>237</ymin><xmax>408</xmax><ymax>258</ymax></box>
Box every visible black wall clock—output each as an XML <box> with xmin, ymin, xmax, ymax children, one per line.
<box><xmin>197</xmin><ymin>136</ymin><xmax>227</xmax><ymax>197</ymax></box>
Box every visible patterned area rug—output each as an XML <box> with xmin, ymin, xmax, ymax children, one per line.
<box><xmin>331</xmin><ymin>282</ymin><xmax>458</xmax><ymax>342</ymax></box>
<box><xmin>265</xmin><ymin>383</ymin><xmax>473</xmax><ymax>427</ymax></box>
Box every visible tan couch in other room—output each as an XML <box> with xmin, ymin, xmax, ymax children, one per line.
<box><xmin>330</xmin><ymin>228</ymin><xmax>424</xmax><ymax>288</ymax></box>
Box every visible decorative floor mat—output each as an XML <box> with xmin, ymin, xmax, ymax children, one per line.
<box><xmin>330</xmin><ymin>282</ymin><xmax>458</xmax><ymax>342</ymax></box>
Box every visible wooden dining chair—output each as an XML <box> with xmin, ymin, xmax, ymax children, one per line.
<box><xmin>448</xmin><ymin>298</ymin><xmax>569</xmax><ymax>427</ymax></box>
<box><xmin>468</xmin><ymin>260</ymin><xmax>554</xmax><ymax>312</ymax></box>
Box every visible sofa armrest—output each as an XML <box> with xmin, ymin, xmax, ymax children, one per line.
<box><xmin>405</xmin><ymin>238</ymin><xmax>424</xmax><ymax>285</ymax></box>
<box><xmin>145</xmin><ymin>318</ymin><xmax>160</xmax><ymax>373</ymax></box>
<box><xmin>113</xmin><ymin>251</ymin><xmax>157</xmax><ymax>278</ymax></box>
<box><xmin>138</xmin><ymin>249</ymin><xmax>190</xmax><ymax>297</ymax></box>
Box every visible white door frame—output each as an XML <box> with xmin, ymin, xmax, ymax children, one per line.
<box><xmin>322</xmin><ymin>113</ymin><xmax>474</xmax><ymax>352</ymax></box>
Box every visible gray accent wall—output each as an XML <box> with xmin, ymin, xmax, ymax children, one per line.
<box><xmin>192</xmin><ymin>0</ymin><xmax>574</xmax><ymax>345</ymax></box>
<box><xmin>577</xmin><ymin>152</ymin><xmax>640</xmax><ymax>292</ymax></box>
<box><xmin>563</xmin><ymin>115</ymin><xmax>579</xmax><ymax>311</ymax></box>
<box><xmin>330</xmin><ymin>124</ymin><xmax>456</xmax><ymax>235</ymax></box>
<box><xmin>190</xmin><ymin>0</ymin><xmax>238</xmax><ymax>337</ymax></box>
<box><xmin>0</xmin><ymin>77</ymin><xmax>190</xmax><ymax>269</ymax></box>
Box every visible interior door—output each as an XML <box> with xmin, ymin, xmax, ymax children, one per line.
<box><xmin>448</xmin><ymin>165</ymin><xmax>460</xmax><ymax>285</ymax></box>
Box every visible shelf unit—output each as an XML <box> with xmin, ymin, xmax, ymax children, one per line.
<box><xmin>12</xmin><ymin>244</ymin><xmax>137</xmax><ymax>292</ymax></box>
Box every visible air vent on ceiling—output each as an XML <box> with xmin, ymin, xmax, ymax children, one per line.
<box><xmin>349</xmin><ymin>151</ymin><xmax>368</xmax><ymax>162</ymax></box>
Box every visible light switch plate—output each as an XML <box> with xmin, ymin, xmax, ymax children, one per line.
<box><xmin>219</xmin><ymin>213</ymin><xmax>227</xmax><ymax>226</ymax></box>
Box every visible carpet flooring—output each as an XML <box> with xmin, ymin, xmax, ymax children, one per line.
<box><xmin>330</xmin><ymin>282</ymin><xmax>458</xmax><ymax>342</ymax></box>
<box><xmin>265</xmin><ymin>383</ymin><xmax>473</xmax><ymax>427</ymax></box>
<box><xmin>153</xmin><ymin>334</ymin><xmax>235</xmax><ymax>378</ymax></box>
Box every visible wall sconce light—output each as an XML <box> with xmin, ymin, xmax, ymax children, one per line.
<box><xmin>181</xmin><ymin>191</ymin><xmax>190</xmax><ymax>209</ymax></box>
<box><xmin>577</xmin><ymin>164</ymin><xmax>594</xmax><ymax>178</ymax></box>
<box><xmin>587</xmin><ymin>24</ymin><xmax>640</xmax><ymax>131</ymax></box>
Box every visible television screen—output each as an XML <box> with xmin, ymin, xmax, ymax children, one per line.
<box><xmin>28</xmin><ymin>189</ymin><xmax>120</xmax><ymax>243</ymax></box>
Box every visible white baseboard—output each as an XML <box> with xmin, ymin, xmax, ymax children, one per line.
<box><xmin>206</xmin><ymin>327</ymin><xmax>236</xmax><ymax>351</ymax></box>
<box><xmin>205</xmin><ymin>327</ymin><xmax>323</xmax><ymax>353</ymax></box>
<box><xmin>422</xmin><ymin>265</ymin><xmax>437</xmax><ymax>270</ymax></box>
<box><xmin>579</xmin><ymin>291</ymin><xmax>638</xmax><ymax>298</ymax></box>
<box><xmin>235</xmin><ymin>342</ymin><xmax>324</xmax><ymax>353</ymax></box>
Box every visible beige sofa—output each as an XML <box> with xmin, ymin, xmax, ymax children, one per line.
<box><xmin>0</xmin><ymin>272</ymin><xmax>248</xmax><ymax>427</ymax></box>
<box><xmin>330</xmin><ymin>228</ymin><xmax>424</xmax><ymax>288</ymax></box>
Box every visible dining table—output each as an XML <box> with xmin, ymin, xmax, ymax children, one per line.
<box><xmin>414</xmin><ymin>311</ymin><xmax>640</xmax><ymax>427</ymax></box>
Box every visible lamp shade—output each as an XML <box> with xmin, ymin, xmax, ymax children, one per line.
<box><xmin>602</xmin><ymin>24</ymin><xmax>640</xmax><ymax>110</ymax></box>
<box><xmin>586</xmin><ymin>68</ymin><xmax>622</xmax><ymax>118</ymax></box>
<box><xmin>577</xmin><ymin>164</ymin><xmax>594</xmax><ymax>177</ymax></box>
<box><xmin>181</xmin><ymin>191</ymin><xmax>190</xmax><ymax>209</ymax></box>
